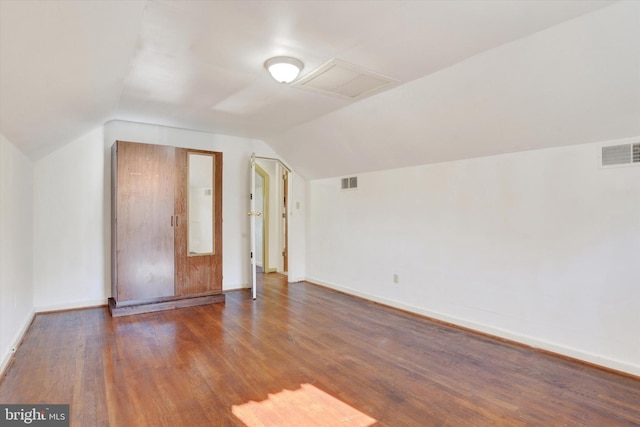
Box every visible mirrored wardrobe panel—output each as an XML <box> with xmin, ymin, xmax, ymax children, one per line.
<box><xmin>188</xmin><ymin>152</ymin><xmax>215</xmax><ymax>255</ymax></box>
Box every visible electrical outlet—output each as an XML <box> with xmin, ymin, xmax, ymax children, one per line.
<box><xmin>393</xmin><ymin>274</ymin><xmax>399</xmax><ymax>284</ymax></box>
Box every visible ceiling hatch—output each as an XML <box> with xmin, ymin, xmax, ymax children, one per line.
<box><xmin>292</xmin><ymin>59</ymin><xmax>399</xmax><ymax>101</ymax></box>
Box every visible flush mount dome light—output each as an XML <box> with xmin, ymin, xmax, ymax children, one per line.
<box><xmin>264</xmin><ymin>56</ymin><xmax>303</xmax><ymax>83</ymax></box>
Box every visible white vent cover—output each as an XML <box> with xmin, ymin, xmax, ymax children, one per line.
<box><xmin>601</xmin><ymin>143</ymin><xmax>640</xmax><ymax>167</ymax></box>
<box><xmin>341</xmin><ymin>176</ymin><xmax>358</xmax><ymax>190</ymax></box>
<box><xmin>293</xmin><ymin>59</ymin><xmax>399</xmax><ymax>100</ymax></box>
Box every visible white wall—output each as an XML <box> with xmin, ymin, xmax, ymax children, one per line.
<box><xmin>0</xmin><ymin>133</ymin><xmax>34</xmax><ymax>371</ymax></box>
<box><xmin>307</xmin><ymin>138</ymin><xmax>640</xmax><ymax>375</ymax></box>
<box><xmin>288</xmin><ymin>171</ymin><xmax>307</xmax><ymax>282</ymax></box>
<box><xmin>33</xmin><ymin>127</ymin><xmax>107</xmax><ymax>310</ymax></box>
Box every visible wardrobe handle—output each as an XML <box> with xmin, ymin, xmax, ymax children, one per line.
<box><xmin>171</xmin><ymin>215</ymin><xmax>174</xmax><ymax>227</ymax></box>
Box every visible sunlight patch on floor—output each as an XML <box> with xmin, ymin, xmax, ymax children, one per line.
<box><xmin>232</xmin><ymin>383</ymin><xmax>377</xmax><ymax>426</ymax></box>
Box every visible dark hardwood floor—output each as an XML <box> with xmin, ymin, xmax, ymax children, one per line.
<box><xmin>1</xmin><ymin>274</ymin><xmax>639</xmax><ymax>426</ymax></box>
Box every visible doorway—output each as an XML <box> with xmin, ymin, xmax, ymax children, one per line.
<box><xmin>254</xmin><ymin>158</ymin><xmax>288</xmax><ymax>276</ymax></box>
<box><xmin>254</xmin><ymin>164</ymin><xmax>268</xmax><ymax>273</ymax></box>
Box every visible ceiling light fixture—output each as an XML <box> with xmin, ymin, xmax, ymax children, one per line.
<box><xmin>264</xmin><ymin>56</ymin><xmax>303</xmax><ymax>84</ymax></box>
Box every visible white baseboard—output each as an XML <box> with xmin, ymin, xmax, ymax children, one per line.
<box><xmin>305</xmin><ymin>276</ymin><xmax>640</xmax><ymax>377</ymax></box>
<box><xmin>0</xmin><ymin>310</ymin><xmax>35</xmax><ymax>377</ymax></box>
<box><xmin>35</xmin><ymin>298</ymin><xmax>108</xmax><ymax>313</ymax></box>
<box><xmin>288</xmin><ymin>274</ymin><xmax>306</xmax><ymax>283</ymax></box>
<box><xmin>223</xmin><ymin>282</ymin><xmax>250</xmax><ymax>292</ymax></box>
<box><xmin>224</xmin><ymin>285</ymin><xmax>251</xmax><ymax>292</ymax></box>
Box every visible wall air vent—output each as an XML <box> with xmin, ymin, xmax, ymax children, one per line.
<box><xmin>341</xmin><ymin>176</ymin><xmax>358</xmax><ymax>190</ymax></box>
<box><xmin>601</xmin><ymin>143</ymin><xmax>640</xmax><ymax>167</ymax></box>
<box><xmin>293</xmin><ymin>59</ymin><xmax>399</xmax><ymax>101</ymax></box>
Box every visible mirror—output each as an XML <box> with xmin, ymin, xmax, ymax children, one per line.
<box><xmin>188</xmin><ymin>153</ymin><xmax>215</xmax><ymax>255</ymax></box>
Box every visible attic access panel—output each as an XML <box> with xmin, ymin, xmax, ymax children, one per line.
<box><xmin>292</xmin><ymin>59</ymin><xmax>399</xmax><ymax>101</ymax></box>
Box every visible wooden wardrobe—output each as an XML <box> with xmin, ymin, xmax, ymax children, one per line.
<box><xmin>109</xmin><ymin>140</ymin><xmax>224</xmax><ymax>317</ymax></box>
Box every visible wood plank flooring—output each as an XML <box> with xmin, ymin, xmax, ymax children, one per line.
<box><xmin>1</xmin><ymin>274</ymin><xmax>639</xmax><ymax>426</ymax></box>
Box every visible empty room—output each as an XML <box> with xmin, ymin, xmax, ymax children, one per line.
<box><xmin>1</xmin><ymin>1</ymin><xmax>639</xmax><ymax>425</ymax></box>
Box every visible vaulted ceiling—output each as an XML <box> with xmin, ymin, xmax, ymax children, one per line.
<box><xmin>1</xmin><ymin>1</ymin><xmax>638</xmax><ymax>178</ymax></box>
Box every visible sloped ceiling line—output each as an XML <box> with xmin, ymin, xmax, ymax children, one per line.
<box><xmin>1</xmin><ymin>0</ymin><xmax>636</xmax><ymax>177</ymax></box>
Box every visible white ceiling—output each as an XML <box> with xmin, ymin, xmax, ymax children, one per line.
<box><xmin>1</xmin><ymin>0</ymin><xmax>638</xmax><ymax>178</ymax></box>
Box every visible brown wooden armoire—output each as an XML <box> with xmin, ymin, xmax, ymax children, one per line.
<box><xmin>109</xmin><ymin>140</ymin><xmax>224</xmax><ymax>316</ymax></box>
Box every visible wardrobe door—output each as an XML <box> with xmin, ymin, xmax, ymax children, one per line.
<box><xmin>116</xmin><ymin>141</ymin><xmax>176</xmax><ymax>301</ymax></box>
<box><xmin>174</xmin><ymin>148</ymin><xmax>223</xmax><ymax>295</ymax></box>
